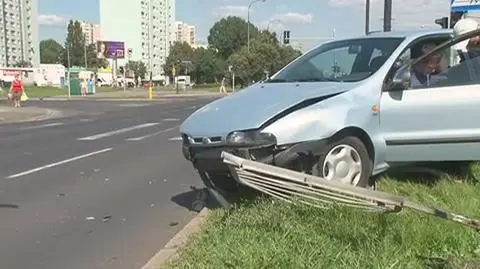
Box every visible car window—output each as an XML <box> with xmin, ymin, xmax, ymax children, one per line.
<box><xmin>410</xmin><ymin>33</ymin><xmax>480</xmax><ymax>89</ymax></box>
<box><xmin>266</xmin><ymin>37</ymin><xmax>405</xmax><ymax>83</ymax></box>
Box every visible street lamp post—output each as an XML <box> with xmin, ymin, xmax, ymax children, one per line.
<box><xmin>247</xmin><ymin>0</ymin><xmax>266</xmax><ymax>52</ymax></box>
<box><xmin>365</xmin><ymin>0</ymin><xmax>370</xmax><ymax>35</ymax></box>
<box><xmin>266</xmin><ymin>19</ymin><xmax>282</xmax><ymax>31</ymax></box>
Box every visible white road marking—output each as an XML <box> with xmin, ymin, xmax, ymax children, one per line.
<box><xmin>79</xmin><ymin>118</ymin><xmax>93</xmax><ymax>122</ymax></box>
<box><xmin>116</xmin><ymin>103</ymin><xmax>150</xmax><ymax>107</ymax></box>
<box><xmin>168</xmin><ymin>136</ymin><xmax>182</xmax><ymax>141</ymax></box>
<box><xmin>20</xmin><ymin>122</ymin><xmax>64</xmax><ymax>130</ymax></box>
<box><xmin>5</xmin><ymin>148</ymin><xmax>113</xmax><ymax>179</ymax></box>
<box><xmin>163</xmin><ymin>118</ymin><xmax>180</xmax><ymax>122</ymax></box>
<box><xmin>77</xmin><ymin>122</ymin><xmax>160</xmax><ymax>141</ymax></box>
<box><xmin>126</xmin><ymin>126</ymin><xmax>179</xmax><ymax>141</ymax></box>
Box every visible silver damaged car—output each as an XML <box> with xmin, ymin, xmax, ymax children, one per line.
<box><xmin>180</xmin><ymin>28</ymin><xmax>480</xmax><ymax>194</ymax></box>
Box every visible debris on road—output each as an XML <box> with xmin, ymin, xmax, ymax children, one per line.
<box><xmin>169</xmin><ymin>221</ymin><xmax>179</xmax><ymax>227</ymax></box>
<box><xmin>102</xmin><ymin>215</ymin><xmax>112</xmax><ymax>223</ymax></box>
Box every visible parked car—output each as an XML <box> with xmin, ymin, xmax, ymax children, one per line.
<box><xmin>180</xmin><ymin>28</ymin><xmax>480</xmax><ymax>194</ymax></box>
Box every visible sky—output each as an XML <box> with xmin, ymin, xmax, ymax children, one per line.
<box><xmin>38</xmin><ymin>0</ymin><xmax>455</xmax><ymax>50</ymax></box>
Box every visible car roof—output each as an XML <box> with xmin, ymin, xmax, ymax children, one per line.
<box><xmin>366</xmin><ymin>28</ymin><xmax>452</xmax><ymax>38</ymax></box>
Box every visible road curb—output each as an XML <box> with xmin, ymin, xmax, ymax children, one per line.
<box><xmin>0</xmin><ymin>107</ymin><xmax>63</xmax><ymax>124</ymax></box>
<box><xmin>141</xmin><ymin>208</ymin><xmax>211</xmax><ymax>269</ymax></box>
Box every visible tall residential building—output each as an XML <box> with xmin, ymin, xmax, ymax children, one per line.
<box><xmin>80</xmin><ymin>21</ymin><xmax>101</xmax><ymax>45</ymax></box>
<box><xmin>0</xmin><ymin>0</ymin><xmax>40</xmax><ymax>67</ymax></box>
<box><xmin>175</xmin><ymin>21</ymin><xmax>195</xmax><ymax>46</ymax></box>
<box><xmin>99</xmin><ymin>0</ymin><xmax>175</xmax><ymax>77</ymax></box>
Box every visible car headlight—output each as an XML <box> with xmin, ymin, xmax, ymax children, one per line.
<box><xmin>226</xmin><ymin>130</ymin><xmax>277</xmax><ymax>146</ymax></box>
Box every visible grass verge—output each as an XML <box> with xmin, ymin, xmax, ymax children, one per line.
<box><xmin>23</xmin><ymin>86</ymin><xmax>124</xmax><ymax>97</ymax></box>
<box><xmin>165</xmin><ymin>173</ymin><xmax>480</xmax><ymax>269</ymax></box>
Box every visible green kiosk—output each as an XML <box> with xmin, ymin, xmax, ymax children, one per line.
<box><xmin>67</xmin><ymin>67</ymin><xmax>97</xmax><ymax>95</ymax></box>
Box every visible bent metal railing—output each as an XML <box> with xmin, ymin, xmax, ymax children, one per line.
<box><xmin>221</xmin><ymin>151</ymin><xmax>480</xmax><ymax>231</ymax></box>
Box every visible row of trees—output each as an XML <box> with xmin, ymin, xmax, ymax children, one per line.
<box><xmin>164</xmin><ymin>16</ymin><xmax>301</xmax><ymax>87</ymax></box>
<box><xmin>38</xmin><ymin>17</ymin><xmax>301</xmax><ymax>87</ymax></box>
<box><xmin>39</xmin><ymin>20</ymin><xmax>147</xmax><ymax>79</ymax></box>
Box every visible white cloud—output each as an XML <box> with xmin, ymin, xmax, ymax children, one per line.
<box><xmin>327</xmin><ymin>0</ymin><xmax>450</xmax><ymax>29</ymax></box>
<box><xmin>38</xmin><ymin>14</ymin><xmax>68</xmax><ymax>26</ymax></box>
<box><xmin>270</xmin><ymin>12</ymin><xmax>314</xmax><ymax>24</ymax></box>
<box><xmin>212</xmin><ymin>5</ymin><xmax>249</xmax><ymax>18</ymax></box>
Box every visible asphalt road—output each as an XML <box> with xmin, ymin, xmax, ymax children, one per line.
<box><xmin>0</xmin><ymin>96</ymin><xmax>219</xmax><ymax>269</ymax></box>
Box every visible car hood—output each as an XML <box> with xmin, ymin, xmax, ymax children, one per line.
<box><xmin>180</xmin><ymin>82</ymin><xmax>357</xmax><ymax>137</ymax></box>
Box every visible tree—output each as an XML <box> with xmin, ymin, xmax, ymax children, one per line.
<box><xmin>207</xmin><ymin>16</ymin><xmax>260</xmax><ymax>59</ymax></box>
<box><xmin>192</xmin><ymin>48</ymin><xmax>225</xmax><ymax>84</ymax></box>
<box><xmin>40</xmin><ymin>39</ymin><xmax>64</xmax><ymax>64</ymax></box>
<box><xmin>126</xmin><ymin>60</ymin><xmax>147</xmax><ymax>79</ymax></box>
<box><xmin>163</xmin><ymin>41</ymin><xmax>195</xmax><ymax>78</ymax></box>
<box><xmin>13</xmin><ymin>60</ymin><xmax>33</xmax><ymax>67</ymax></box>
<box><xmin>63</xmin><ymin>20</ymin><xmax>87</xmax><ymax>67</ymax></box>
<box><xmin>227</xmin><ymin>31</ymin><xmax>302</xmax><ymax>87</ymax></box>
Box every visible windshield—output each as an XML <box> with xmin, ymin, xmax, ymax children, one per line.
<box><xmin>267</xmin><ymin>37</ymin><xmax>405</xmax><ymax>83</ymax></box>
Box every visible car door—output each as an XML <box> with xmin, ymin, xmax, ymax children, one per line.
<box><xmin>379</xmin><ymin>30</ymin><xmax>480</xmax><ymax>162</ymax></box>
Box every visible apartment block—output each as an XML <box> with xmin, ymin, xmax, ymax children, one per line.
<box><xmin>99</xmin><ymin>0</ymin><xmax>176</xmax><ymax>77</ymax></box>
<box><xmin>175</xmin><ymin>21</ymin><xmax>195</xmax><ymax>46</ymax></box>
<box><xmin>80</xmin><ymin>21</ymin><xmax>101</xmax><ymax>45</ymax></box>
<box><xmin>0</xmin><ymin>0</ymin><xmax>40</xmax><ymax>67</ymax></box>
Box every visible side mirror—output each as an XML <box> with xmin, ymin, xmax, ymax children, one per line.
<box><xmin>390</xmin><ymin>65</ymin><xmax>411</xmax><ymax>91</ymax></box>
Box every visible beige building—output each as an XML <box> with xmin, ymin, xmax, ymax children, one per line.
<box><xmin>175</xmin><ymin>21</ymin><xmax>195</xmax><ymax>46</ymax></box>
<box><xmin>80</xmin><ymin>21</ymin><xmax>101</xmax><ymax>45</ymax></box>
<box><xmin>0</xmin><ymin>0</ymin><xmax>40</xmax><ymax>67</ymax></box>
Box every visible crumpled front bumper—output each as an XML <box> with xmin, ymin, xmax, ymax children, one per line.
<box><xmin>182</xmin><ymin>138</ymin><xmax>329</xmax><ymax>174</ymax></box>
<box><xmin>183</xmin><ymin>142</ymin><xmax>276</xmax><ymax>173</ymax></box>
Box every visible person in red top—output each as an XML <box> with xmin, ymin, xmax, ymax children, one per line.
<box><xmin>10</xmin><ymin>74</ymin><xmax>23</xmax><ymax>108</ymax></box>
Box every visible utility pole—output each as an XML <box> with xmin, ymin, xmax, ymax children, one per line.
<box><xmin>365</xmin><ymin>0</ymin><xmax>370</xmax><ymax>35</ymax></box>
<box><xmin>247</xmin><ymin>0</ymin><xmax>266</xmax><ymax>52</ymax></box>
<box><xmin>148</xmin><ymin>0</ymin><xmax>153</xmax><ymax>90</ymax></box>
<box><xmin>84</xmin><ymin>44</ymin><xmax>88</xmax><ymax>68</ymax></box>
<box><xmin>67</xmin><ymin>43</ymin><xmax>71</xmax><ymax>98</ymax></box>
<box><xmin>383</xmin><ymin>0</ymin><xmax>392</xmax><ymax>32</ymax></box>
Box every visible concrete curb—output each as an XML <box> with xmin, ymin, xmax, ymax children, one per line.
<box><xmin>0</xmin><ymin>108</ymin><xmax>63</xmax><ymax>124</ymax></box>
<box><xmin>141</xmin><ymin>208</ymin><xmax>211</xmax><ymax>269</ymax></box>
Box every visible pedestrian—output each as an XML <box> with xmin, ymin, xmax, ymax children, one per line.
<box><xmin>80</xmin><ymin>78</ymin><xmax>88</xmax><ymax>96</ymax></box>
<box><xmin>219</xmin><ymin>76</ymin><xmax>227</xmax><ymax>93</ymax></box>
<box><xmin>9</xmin><ymin>74</ymin><xmax>23</xmax><ymax>108</ymax></box>
<box><xmin>87</xmin><ymin>76</ymin><xmax>94</xmax><ymax>95</ymax></box>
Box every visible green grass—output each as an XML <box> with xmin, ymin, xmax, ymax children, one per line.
<box><xmin>23</xmin><ymin>86</ymin><xmax>124</xmax><ymax>97</ymax></box>
<box><xmin>165</xmin><ymin>171</ymin><xmax>480</xmax><ymax>269</ymax></box>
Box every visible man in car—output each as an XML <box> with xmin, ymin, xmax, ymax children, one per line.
<box><xmin>411</xmin><ymin>43</ymin><xmax>446</xmax><ymax>88</ymax></box>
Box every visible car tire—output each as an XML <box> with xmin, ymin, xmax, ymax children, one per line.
<box><xmin>312</xmin><ymin>136</ymin><xmax>373</xmax><ymax>188</ymax></box>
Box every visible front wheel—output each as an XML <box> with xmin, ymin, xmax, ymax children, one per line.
<box><xmin>313</xmin><ymin>136</ymin><xmax>373</xmax><ymax>188</ymax></box>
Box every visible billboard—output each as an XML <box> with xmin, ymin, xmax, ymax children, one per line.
<box><xmin>451</xmin><ymin>0</ymin><xmax>480</xmax><ymax>12</ymax></box>
<box><xmin>96</xmin><ymin>41</ymin><xmax>125</xmax><ymax>59</ymax></box>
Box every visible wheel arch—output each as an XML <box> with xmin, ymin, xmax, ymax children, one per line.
<box><xmin>330</xmin><ymin>126</ymin><xmax>375</xmax><ymax>163</ymax></box>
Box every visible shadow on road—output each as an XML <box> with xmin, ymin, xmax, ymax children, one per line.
<box><xmin>171</xmin><ymin>187</ymin><xmax>221</xmax><ymax>213</ymax></box>
<box><xmin>0</xmin><ymin>204</ymin><xmax>19</xmax><ymax>209</ymax></box>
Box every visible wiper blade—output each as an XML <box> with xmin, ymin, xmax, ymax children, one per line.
<box><xmin>265</xmin><ymin>78</ymin><xmax>288</xmax><ymax>83</ymax></box>
<box><xmin>295</xmin><ymin>78</ymin><xmax>339</xmax><ymax>82</ymax></box>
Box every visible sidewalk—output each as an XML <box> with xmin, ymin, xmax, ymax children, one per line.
<box><xmin>0</xmin><ymin>105</ymin><xmax>61</xmax><ymax>124</ymax></box>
